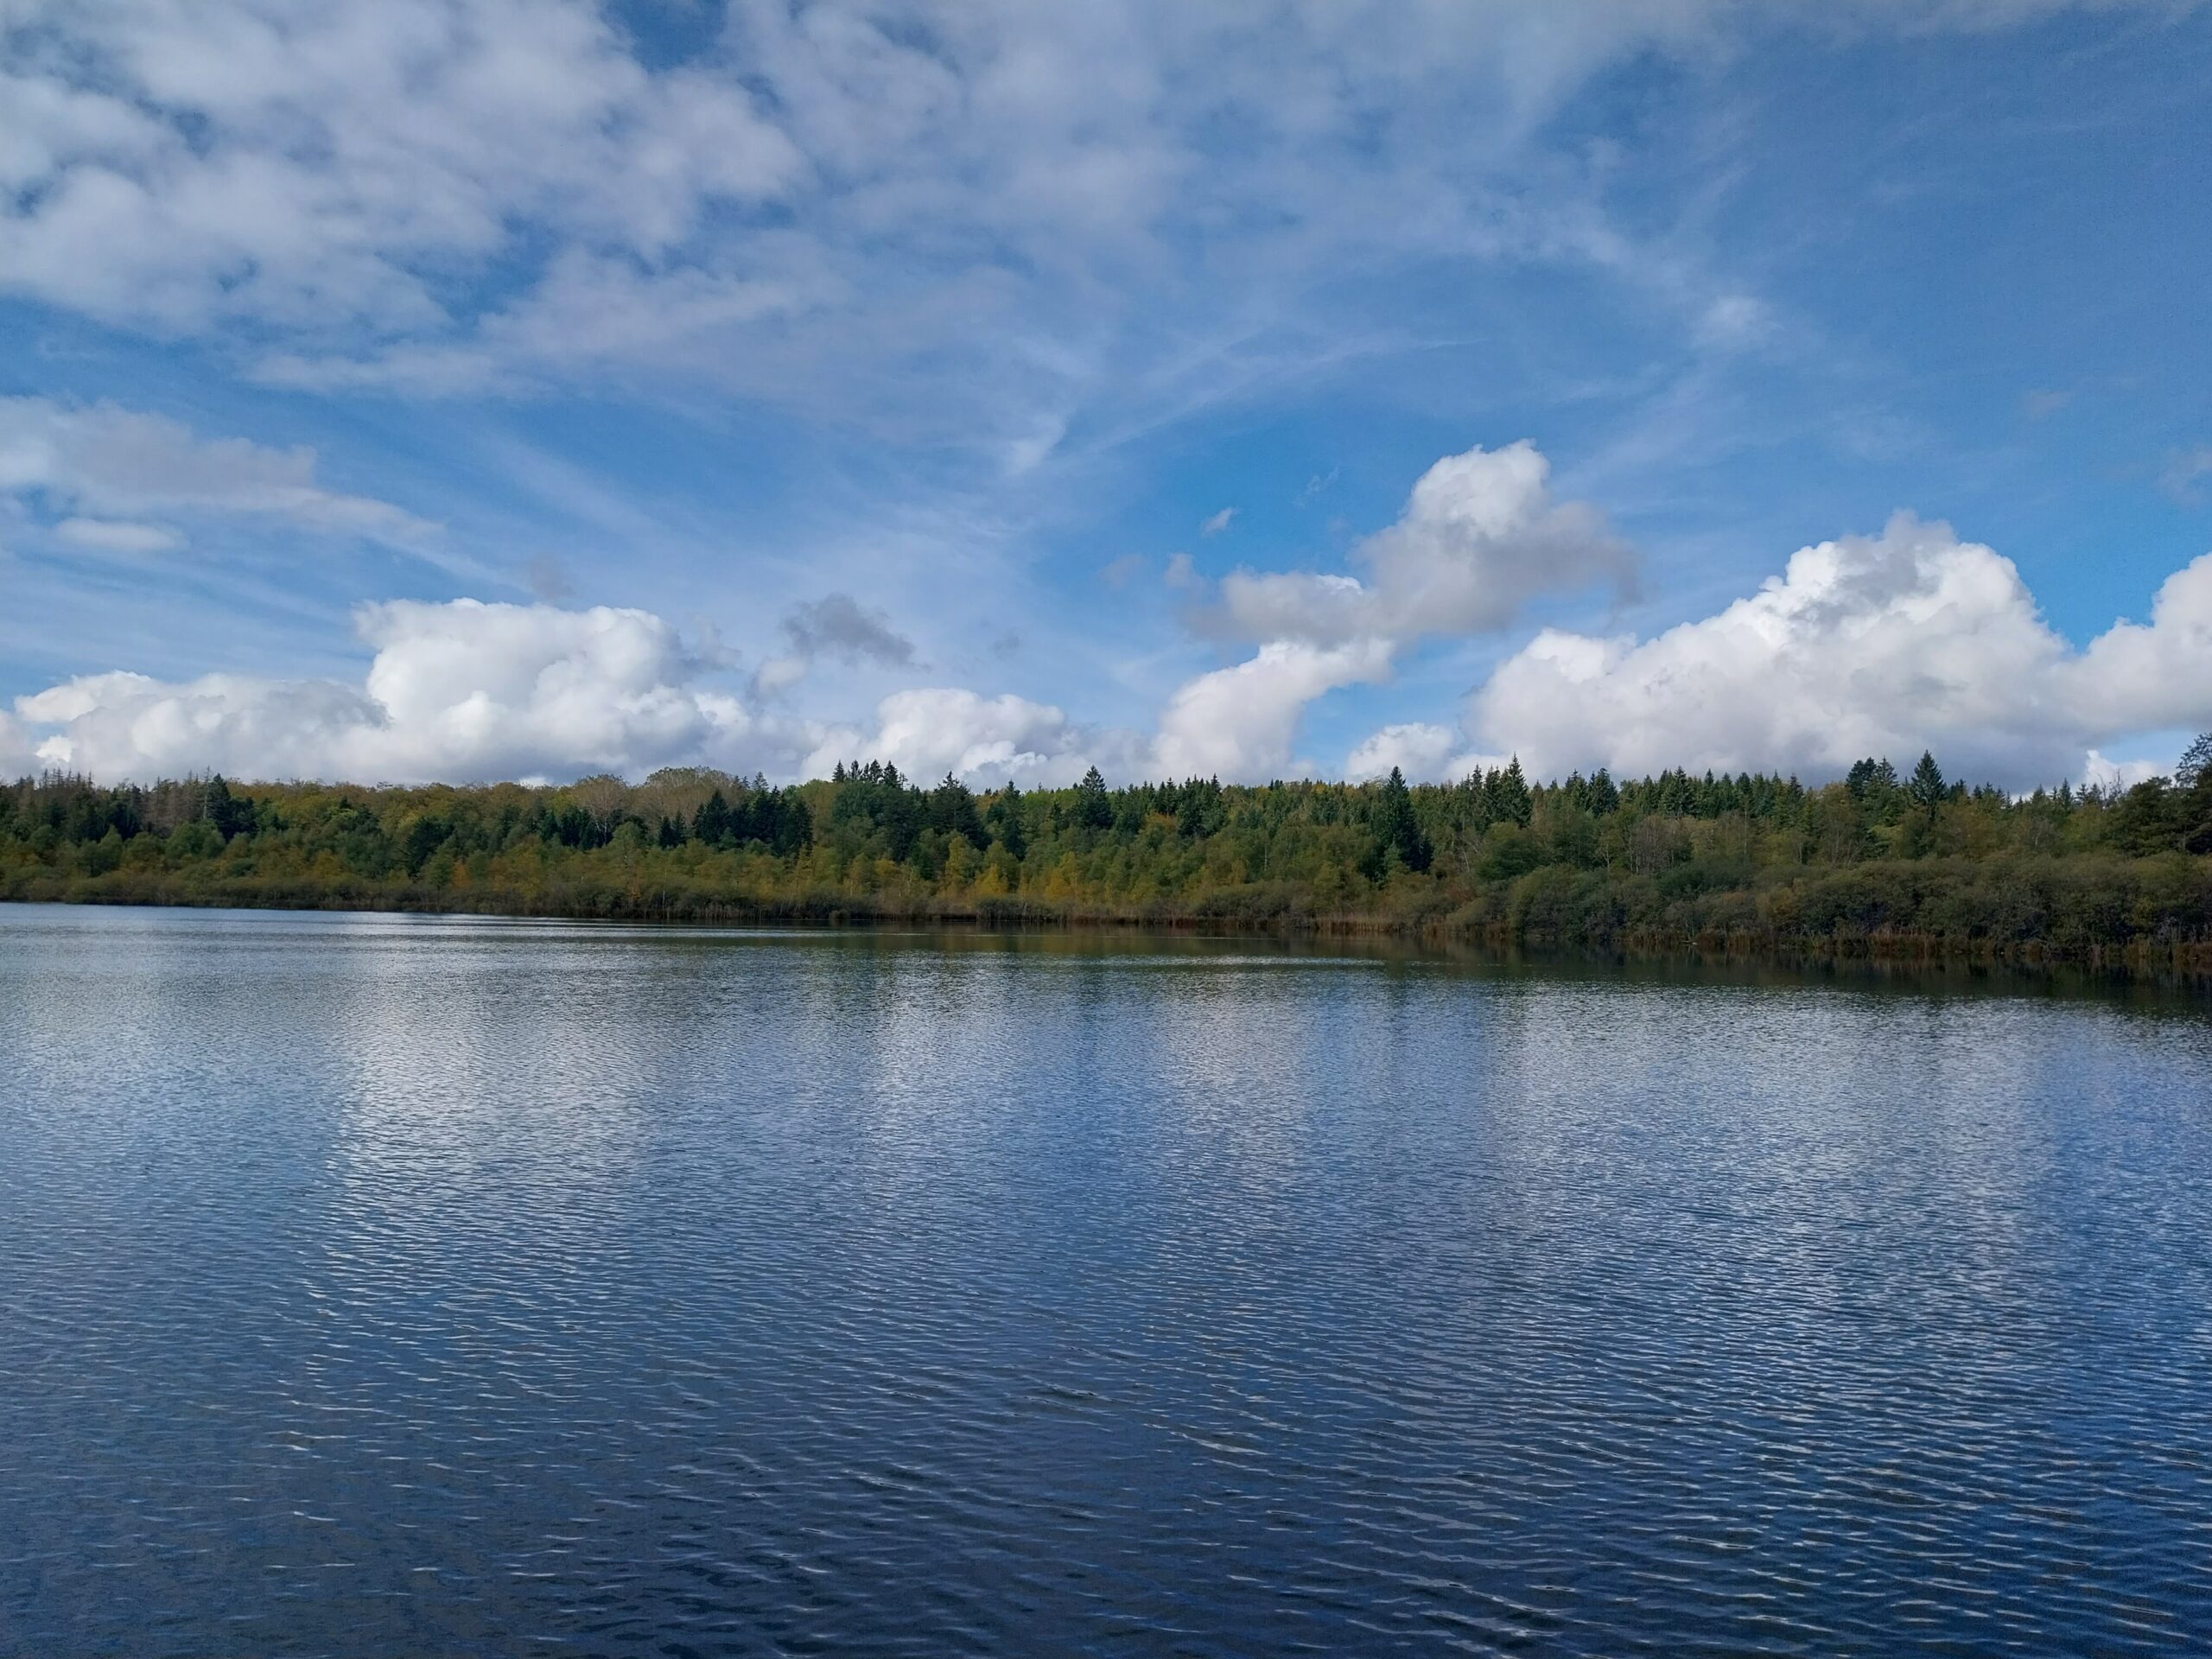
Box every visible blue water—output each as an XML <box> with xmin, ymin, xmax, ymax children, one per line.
<box><xmin>2</xmin><ymin>906</ymin><xmax>2209</xmax><ymax>1656</ymax></box>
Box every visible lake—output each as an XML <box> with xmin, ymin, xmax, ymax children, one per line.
<box><xmin>3</xmin><ymin>905</ymin><xmax>2209</xmax><ymax>1656</ymax></box>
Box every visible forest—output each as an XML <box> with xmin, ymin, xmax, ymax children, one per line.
<box><xmin>5</xmin><ymin>740</ymin><xmax>2212</xmax><ymax>969</ymax></box>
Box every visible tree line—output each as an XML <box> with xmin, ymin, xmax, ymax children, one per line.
<box><xmin>5</xmin><ymin>739</ymin><xmax>2211</xmax><ymax>968</ymax></box>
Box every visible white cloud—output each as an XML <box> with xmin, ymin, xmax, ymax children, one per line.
<box><xmin>2080</xmin><ymin>749</ymin><xmax>2165</xmax><ymax>792</ymax></box>
<box><xmin>16</xmin><ymin>517</ymin><xmax>2212</xmax><ymax>792</ymax></box>
<box><xmin>2065</xmin><ymin>550</ymin><xmax>2212</xmax><ymax>734</ymax></box>
<box><xmin>1154</xmin><ymin>442</ymin><xmax>1621</xmax><ymax>785</ymax></box>
<box><xmin>0</xmin><ymin>707</ymin><xmax>35</xmax><ymax>777</ymax></box>
<box><xmin>751</xmin><ymin>657</ymin><xmax>812</xmax><ymax>698</ymax></box>
<box><xmin>10</xmin><ymin>594</ymin><xmax>1147</xmax><ymax>789</ymax></box>
<box><xmin>0</xmin><ymin>2</ymin><xmax>798</xmax><ymax>334</ymax></box>
<box><xmin>21</xmin><ymin>670</ymin><xmax>389</xmax><ymax>782</ymax></box>
<box><xmin>54</xmin><ymin>517</ymin><xmax>184</xmax><ymax>554</ymax></box>
<box><xmin>6</xmin><ymin>0</ymin><xmax>2169</xmax><ymax>427</ymax></box>
<box><xmin>1455</xmin><ymin>512</ymin><xmax>2212</xmax><ymax>787</ymax></box>
<box><xmin>0</xmin><ymin>397</ymin><xmax>435</xmax><ymax>545</ymax></box>
<box><xmin>1213</xmin><ymin>442</ymin><xmax>1628</xmax><ymax>646</ymax></box>
<box><xmin>1200</xmin><ymin>507</ymin><xmax>1236</xmax><ymax>537</ymax></box>
<box><xmin>256</xmin><ymin>251</ymin><xmax>825</xmax><ymax>395</ymax></box>
<box><xmin>802</xmin><ymin>687</ymin><xmax>1126</xmax><ymax>787</ymax></box>
<box><xmin>1151</xmin><ymin>639</ymin><xmax>1393</xmax><ymax>780</ymax></box>
<box><xmin>12</xmin><ymin>598</ymin><xmax>787</xmax><ymax>785</ymax></box>
<box><xmin>1345</xmin><ymin>722</ymin><xmax>1497</xmax><ymax>784</ymax></box>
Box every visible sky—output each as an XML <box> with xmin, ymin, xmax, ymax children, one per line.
<box><xmin>2</xmin><ymin>0</ymin><xmax>2209</xmax><ymax>791</ymax></box>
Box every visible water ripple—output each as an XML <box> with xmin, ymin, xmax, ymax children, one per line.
<box><xmin>2</xmin><ymin>906</ymin><xmax>2209</xmax><ymax>1656</ymax></box>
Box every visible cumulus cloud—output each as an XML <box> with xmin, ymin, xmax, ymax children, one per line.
<box><xmin>1213</xmin><ymin>442</ymin><xmax>1628</xmax><ymax>646</ymax></box>
<box><xmin>2081</xmin><ymin>749</ymin><xmax>2166</xmax><ymax>791</ymax></box>
<box><xmin>0</xmin><ymin>3</ymin><xmax>798</xmax><ymax>334</ymax></box>
<box><xmin>2065</xmin><ymin>550</ymin><xmax>2212</xmax><ymax>734</ymax></box>
<box><xmin>13</xmin><ymin>599</ymin><xmax>785</xmax><ymax>785</ymax></box>
<box><xmin>1447</xmin><ymin>513</ymin><xmax>2212</xmax><ymax>787</ymax></box>
<box><xmin>1200</xmin><ymin>507</ymin><xmax>1236</xmax><ymax>537</ymax></box>
<box><xmin>1135</xmin><ymin>442</ymin><xmax>1624</xmax><ymax>783</ymax></box>
<box><xmin>803</xmin><ymin>688</ymin><xmax>1135</xmax><ymax>787</ymax></box>
<box><xmin>0</xmin><ymin>397</ymin><xmax>435</xmax><ymax>545</ymax></box>
<box><xmin>1152</xmin><ymin>639</ymin><xmax>1393</xmax><ymax>780</ymax></box>
<box><xmin>0</xmin><ymin>707</ymin><xmax>35</xmax><ymax>777</ymax></box>
<box><xmin>9</xmin><ymin>592</ymin><xmax>1142</xmax><ymax>790</ymax></box>
<box><xmin>1345</xmin><ymin>722</ymin><xmax>1498</xmax><ymax>784</ymax></box>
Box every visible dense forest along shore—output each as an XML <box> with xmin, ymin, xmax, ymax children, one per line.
<box><xmin>7</xmin><ymin>750</ymin><xmax>2212</xmax><ymax>974</ymax></box>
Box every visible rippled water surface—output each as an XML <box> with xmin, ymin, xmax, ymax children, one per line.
<box><xmin>3</xmin><ymin>906</ymin><xmax>2211</xmax><ymax>1656</ymax></box>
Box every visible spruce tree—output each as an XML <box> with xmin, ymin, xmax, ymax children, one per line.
<box><xmin>1075</xmin><ymin>765</ymin><xmax>1113</xmax><ymax>830</ymax></box>
<box><xmin>1370</xmin><ymin>766</ymin><xmax>1432</xmax><ymax>873</ymax></box>
<box><xmin>1494</xmin><ymin>758</ymin><xmax>1533</xmax><ymax>827</ymax></box>
<box><xmin>1908</xmin><ymin>751</ymin><xmax>1946</xmax><ymax>817</ymax></box>
<box><xmin>693</xmin><ymin>790</ymin><xmax>734</xmax><ymax>848</ymax></box>
<box><xmin>988</xmin><ymin>783</ymin><xmax>1028</xmax><ymax>859</ymax></box>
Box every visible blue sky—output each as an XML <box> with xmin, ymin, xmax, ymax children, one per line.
<box><xmin>2</xmin><ymin>0</ymin><xmax>2208</xmax><ymax>787</ymax></box>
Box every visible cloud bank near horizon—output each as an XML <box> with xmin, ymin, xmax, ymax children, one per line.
<box><xmin>10</xmin><ymin>499</ymin><xmax>2209</xmax><ymax>792</ymax></box>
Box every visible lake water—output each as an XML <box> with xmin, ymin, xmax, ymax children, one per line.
<box><xmin>3</xmin><ymin>905</ymin><xmax>2209</xmax><ymax>1656</ymax></box>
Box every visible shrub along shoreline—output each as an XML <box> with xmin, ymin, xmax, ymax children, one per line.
<box><xmin>7</xmin><ymin>749</ymin><xmax>2211</xmax><ymax>977</ymax></box>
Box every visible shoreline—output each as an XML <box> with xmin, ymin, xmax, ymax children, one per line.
<box><xmin>10</xmin><ymin>885</ymin><xmax>2209</xmax><ymax>984</ymax></box>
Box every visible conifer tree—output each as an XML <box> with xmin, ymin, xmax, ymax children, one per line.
<box><xmin>693</xmin><ymin>790</ymin><xmax>734</xmax><ymax>848</ymax></box>
<box><xmin>1494</xmin><ymin>758</ymin><xmax>1533</xmax><ymax>827</ymax></box>
<box><xmin>1075</xmin><ymin>765</ymin><xmax>1113</xmax><ymax>830</ymax></box>
<box><xmin>1370</xmin><ymin>766</ymin><xmax>1432</xmax><ymax>873</ymax></box>
<box><xmin>1908</xmin><ymin>751</ymin><xmax>1946</xmax><ymax>817</ymax></box>
<box><xmin>988</xmin><ymin>783</ymin><xmax>1028</xmax><ymax>858</ymax></box>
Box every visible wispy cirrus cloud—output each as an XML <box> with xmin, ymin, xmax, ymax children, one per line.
<box><xmin>2162</xmin><ymin>444</ymin><xmax>2212</xmax><ymax>505</ymax></box>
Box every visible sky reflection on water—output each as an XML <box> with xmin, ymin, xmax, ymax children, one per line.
<box><xmin>3</xmin><ymin>906</ymin><xmax>2209</xmax><ymax>1656</ymax></box>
